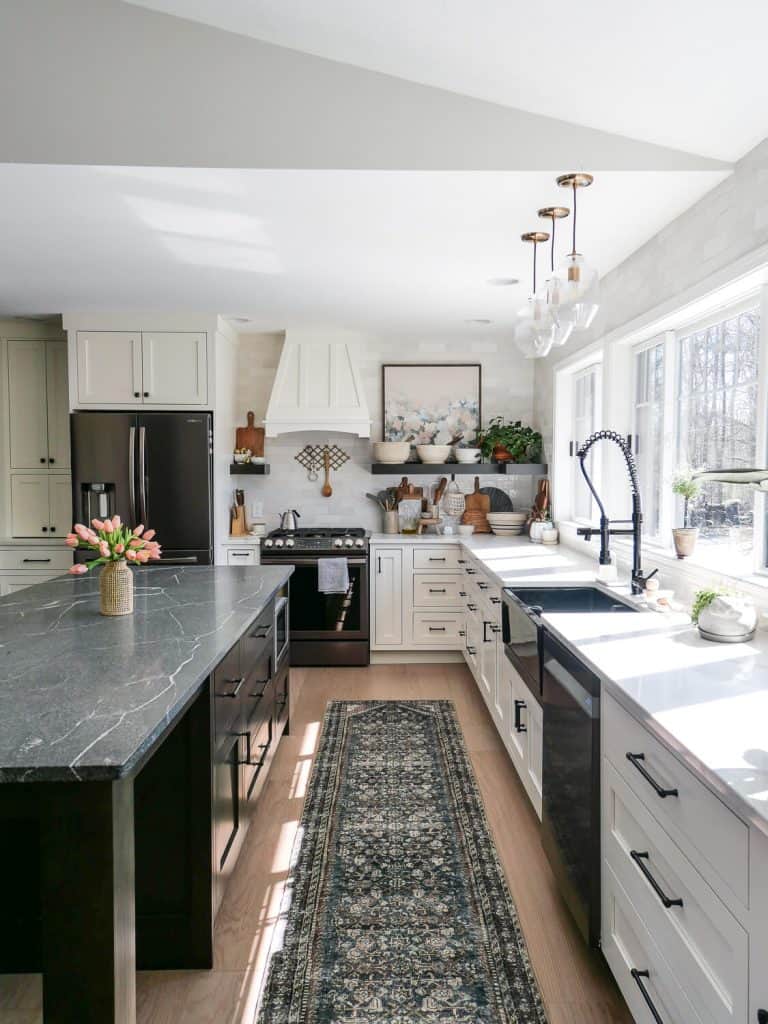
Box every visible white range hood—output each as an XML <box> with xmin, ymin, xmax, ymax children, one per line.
<box><xmin>264</xmin><ymin>330</ymin><xmax>371</xmax><ymax>437</ymax></box>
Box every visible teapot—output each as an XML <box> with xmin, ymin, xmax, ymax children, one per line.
<box><xmin>279</xmin><ymin>509</ymin><xmax>301</xmax><ymax>531</ymax></box>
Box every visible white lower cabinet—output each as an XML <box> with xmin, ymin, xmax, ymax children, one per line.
<box><xmin>0</xmin><ymin>572</ymin><xmax>63</xmax><ymax>596</ymax></box>
<box><xmin>11</xmin><ymin>475</ymin><xmax>72</xmax><ymax>538</ymax></box>
<box><xmin>500</xmin><ymin>653</ymin><xmax>543</xmax><ymax>819</ymax></box>
<box><xmin>372</xmin><ymin>546</ymin><xmax>403</xmax><ymax>646</ymax></box>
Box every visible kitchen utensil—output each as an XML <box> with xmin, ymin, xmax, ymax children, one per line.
<box><xmin>235</xmin><ymin>411</ymin><xmax>265</xmax><ymax>457</ymax></box>
<box><xmin>433</xmin><ymin>477</ymin><xmax>448</xmax><ymax>507</ymax></box>
<box><xmin>378</xmin><ymin>489</ymin><xmax>395</xmax><ymax>510</ymax></box>
<box><xmin>395</xmin><ymin>477</ymin><xmax>423</xmax><ymax>504</ymax></box>
<box><xmin>416</xmin><ymin>444</ymin><xmax>452</xmax><ymax>464</ymax></box>
<box><xmin>308</xmin><ymin>457</ymin><xmax>319</xmax><ymax>482</ymax></box>
<box><xmin>322</xmin><ymin>450</ymin><xmax>332</xmax><ymax>497</ymax></box>
<box><xmin>462</xmin><ymin>477</ymin><xmax>490</xmax><ymax>533</ymax></box>
<box><xmin>479</xmin><ymin>487</ymin><xmax>514</xmax><ymax>512</ymax></box>
<box><xmin>366</xmin><ymin>492</ymin><xmax>387</xmax><ymax>509</ymax></box>
<box><xmin>230</xmin><ymin>502</ymin><xmax>247</xmax><ymax>536</ymax></box>
<box><xmin>279</xmin><ymin>509</ymin><xmax>301</xmax><ymax>531</ymax></box>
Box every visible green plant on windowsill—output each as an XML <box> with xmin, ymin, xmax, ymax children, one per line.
<box><xmin>476</xmin><ymin>418</ymin><xmax>543</xmax><ymax>463</ymax></box>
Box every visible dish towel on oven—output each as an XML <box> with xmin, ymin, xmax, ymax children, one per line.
<box><xmin>318</xmin><ymin>557</ymin><xmax>349</xmax><ymax>594</ymax></box>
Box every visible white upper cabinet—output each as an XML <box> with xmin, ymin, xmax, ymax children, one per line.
<box><xmin>77</xmin><ymin>331</ymin><xmax>142</xmax><ymax>405</ymax></box>
<box><xmin>141</xmin><ymin>332</ymin><xmax>207</xmax><ymax>405</ymax></box>
<box><xmin>75</xmin><ymin>330</ymin><xmax>208</xmax><ymax>407</ymax></box>
<box><xmin>8</xmin><ymin>338</ymin><xmax>70</xmax><ymax>471</ymax></box>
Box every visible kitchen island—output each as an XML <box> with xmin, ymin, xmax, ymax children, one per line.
<box><xmin>0</xmin><ymin>564</ymin><xmax>292</xmax><ymax>1023</ymax></box>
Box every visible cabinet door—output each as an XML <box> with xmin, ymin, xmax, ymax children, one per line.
<box><xmin>10</xmin><ymin>475</ymin><xmax>50</xmax><ymax>537</ymax></box>
<box><xmin>8</xmin><ymin>339</ymin><xmax>48</xmax><ymax>470</ymax></box>
<box><xmin>525</xmin><ymin>698</ymin><xmax>543</xmax><ymax>819</ymax></box>
<box><xmin>46</xmin><ymin>341</ymin><xmax>70</xmax><ymax>469</ymax></box>
<box><xmin>76</xmin><ymin>331</ymin><xmax>141</xmax><ymax>405</ymax></box>
<box><xmin>504</xmin><ymin>661</ymin><xmax>528</xmax><ymax>779</ymax></box>
<box><xmin>141</xmin><ymin>332</ymin><xmax>207</xmax><ymax>405</ymax></box>
<box><xmin>49</xmin><ymin>476</ymin><xmax>73</xmax><ymax>536</ymax></box>
<box><xmin>373</xmin><ymin>547</ymin><xmax>403</xmax><ymax>646</ymax></box>
<box><xmin>478</xmin><ymin>618</ymin><xmax>497</xmax><ymax>708</ymax></box>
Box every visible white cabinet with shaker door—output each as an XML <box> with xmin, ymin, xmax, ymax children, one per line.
<box><xmin>8</xmin><ymin>338</ymin><xmax>70</xmax><ymax>471</ymax></box>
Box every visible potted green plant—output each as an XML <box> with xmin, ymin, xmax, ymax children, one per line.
<box><xmin>477</xmin><ymin>418</ymin><xmax>543</xmax><ymax>464</ymax></box>
<box><xmin>671</xmin><ymin>471</ymin><xmax>700</xmax><ymax>559</ymax></box>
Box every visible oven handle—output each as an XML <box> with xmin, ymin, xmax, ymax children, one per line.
<box><xmin>261</xmin><ymin>556</ymin><xmax>368</xmax><ymax>567</ymax></box>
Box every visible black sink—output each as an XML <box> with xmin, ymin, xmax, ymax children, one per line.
<box><xmin>505</xmin><ymin>586</ymin><xmax>639</xmax><ymax>614</ymax></box>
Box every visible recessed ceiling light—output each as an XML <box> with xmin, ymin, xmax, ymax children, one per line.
<box><xmin>465</xmin><ymin>318</ymin><xmax>493</xmax><ymax>325</ymax></box>
<box><xmin>487</xmin><ymin>277</ymin><xmax>519</xmax><ymax>286</ymax></box>
<box><xmin>228</xmin><ymin>316</ymin><xmax>252</xmax><ymax>323</ymax></box>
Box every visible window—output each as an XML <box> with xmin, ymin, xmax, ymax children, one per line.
<box><xmin>571</xmin><ymin>364</ymin><xmax>601</xmax><ymax>521</ymax></box>
<box><xmin>633</xmin><ymin>339</ymin><xmax>666</xmax><ymax>539</ymax></box>
<box><xmin>675</xmin><ymin>306</ymin><xmax>760</xmax><ymax>574</ymax></box>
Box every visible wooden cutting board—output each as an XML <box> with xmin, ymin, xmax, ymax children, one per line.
<box><xmin>462</xmin><ymin>476</ymin><xmax>490</xmax><ymax>531</ymax></box>
<box><xmin>395</xmin><ymin>476</ymin><xmax>423</xmax><ymax>504</ymax></box>
<box><xmin>235</xmin><ymin>412</ymin><xmax>265</xmax><ymax>456</ymax></box>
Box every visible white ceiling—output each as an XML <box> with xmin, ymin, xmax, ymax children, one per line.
<box><xmin>0</xmin><ymin>165</ymin><xmax>726</xmax><ymax>330</ymax></box>
<box><xmin>125</xmin><ymin>0</ymin><xmax>768</xmax><ymax>162</ymax></box>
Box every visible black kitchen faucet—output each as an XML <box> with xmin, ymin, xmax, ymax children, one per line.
<box><xmin>575</xmin><ymin>429</ymin><xmax>657</xmax><ymax>595</ymax></box>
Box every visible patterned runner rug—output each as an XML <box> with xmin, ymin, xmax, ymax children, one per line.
<box><xmin>258</xmin><ymin>700</ymin><xmax>548</xmax><ymax>1023</ymax></box>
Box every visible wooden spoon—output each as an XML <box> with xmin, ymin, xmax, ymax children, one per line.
<box><xmin>322</xmin><ymin>449</ymin><xmax>332</xmax><ymax>497</ymax></box>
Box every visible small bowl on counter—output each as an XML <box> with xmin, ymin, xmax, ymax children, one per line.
<box><xmin>453</xmin><ymin>447</ymin><xmax>481</xmax><ymax>464</ymax></box>
<box><xmin>458</xmin><ymin>523</ymin><xmax>475</xmax><ymax>536</ymax></box>
<box><xmin>416</xmin><ymin>444</ymin><xmax>453</xmax><ymax>464</ymax></box>
<box><xmin>373</xmin><ymin>441</ymin><xmax>411</xmax><ymax>463</ymax></box>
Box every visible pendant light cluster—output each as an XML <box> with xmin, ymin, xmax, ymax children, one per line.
<box><xmin>513</xmin><ymin>173</ymin><xmax>600</xmax><ymax>359</ymax></box>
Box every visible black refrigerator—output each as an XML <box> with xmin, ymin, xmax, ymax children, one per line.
<box><xmin>71</xmin><ymin>412</ymin><xmax>213</xmax><ymax>565</ymax></box>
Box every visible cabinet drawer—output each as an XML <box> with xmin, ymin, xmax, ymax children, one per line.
<box><xmin>603</xmin><ymin>862</ymin><xmax>705</xmax><ymax>1024</ymax></box>
<box><xmin>213</xmin><ymin>643</ymin><xmax>244</xmax><ymax>745</ymax></box>
<box><xmin>604</xmin><ymin>760</ymin><xmax>748</xmax><ymax>1024</ymax></box>
<box><xmin>412</xmin><ymin>611</ymin><xmax>465</xmax><ymax>646</ymax></box>
<box><xmin>413</xmin><ymin>573</ymin><xmax>464</xmax><ymax>608</ymax></box>
<box><xmin>604</xmin><ymin>692</ymin><xmax>748</xmax><ymax>909</ymax></box>
<box><xmin>0</xmin><ymin>548</ymin><xmax>72</xmax><ymax>572</ymax></box>
<box><xmin>413</xmin><ymin>546</ymin><xmax>462</xmax><ymax>570</ymax></box>
<box><xmin>226</xmin><ymin>548</ymin><xmax>256</xmax><ymax>566</ymax></box>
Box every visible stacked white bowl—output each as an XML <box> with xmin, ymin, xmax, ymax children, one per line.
<box><xmin>486</xmin><ymin>512</ymin><xmax>528</xmax><ymax>536</ymax></box>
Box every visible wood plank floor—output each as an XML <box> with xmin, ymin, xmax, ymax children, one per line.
<box><xmin>0</xmin><ymin>663</ymin><xmax>632</xmax><ymax>1024</ymax></box>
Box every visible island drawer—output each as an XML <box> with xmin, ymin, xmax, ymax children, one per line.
<box><xmin>413</xmin><ymin>546</ymin><xmax>463</xmax><ymax>571</ymax></box>
<box><xmin>412</xmin><ymin>611</ymin><xmax>465</xmax><ymax>646</ymax></box>
<box><xmin>413</xmin><ymin>574</ymin><xmax>464</xmax><ymax>608</ymax></box>
<box><xmin>0</xmin><ymin>548</ymin><xmax>72</xmax><ymax>572</ymax></box>
<box><xmin>604</xmin><ymin>692</ymin><xmax>748</xmax><ymax>909</ymax></box>
<box><xmin>603</xmin><ymin>759</ymin><xmax>748</xmax><ymax>1024</ymax></box>
<box><xmin>213</xmin><ymin>642</ymin><xmax>245</xmax><ymax>743</ymax></box>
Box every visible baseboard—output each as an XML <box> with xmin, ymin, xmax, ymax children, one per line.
<box><xmin>370</xmin><ymin>650</ymin><xmax>465</xmax><ymax>664</ymax></box>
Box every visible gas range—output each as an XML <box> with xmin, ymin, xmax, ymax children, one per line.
<box><xmin>261</xmin><ymin>527</ymin><xmax>369</xmax><ymax>554</ymax></box>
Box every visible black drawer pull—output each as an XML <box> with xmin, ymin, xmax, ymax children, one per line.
<box><xmin>428</xmin><ymin>626</ymin><xmax>446</xmax><ymax>632</ymax></box>
<box><xmin>490</xmin><ymin>596</ymin><xmax>501</xmax><ymax>604</ymax></box>
<box><xmin>626</xmin><ymin>753</ymin><xmax>679</xmax><ymax>798</ymax></box>
<box><xmin>250</xmin><ymin>624</ymin><xmax>273</xmax><ymax>641</ymax></box>
<box><xmin>457</xmin><ymin>558</ymin><xmax>466</xmax><ymax>564</ymax></box>
<box><xmin>428</xmin><ymin>556</ymin><xmax>447</xmax><ymax>561</ymax></box>
<box><xmin>630</xmin><ymin>969</ymin><xmax>664</xmax><ymax>1024</ymax></box>
<box><xmin>630</xmin><ymin>851</ymin><xmax>683</xmax><ymax>908</ymax></box>
<box><xmin>478</xmin><ymin>582</ymin><xmax>488</xmax><ymax>589</ymax></box>
<box><xmin>428</xmin><ymin>587</ymin><xmax>447</xmax><ymax>593</ymax></box>
<box><xmin>467</xmin><ymin>603</ymin><xmax>477</xmax><ymax>611</ymax></box>
<box><xmin>23</xmin><ymin>557</ymin><xmax>52</xmax><ymax>563</ymax></box>
<box><xmin>459</xmin><ymin>590</ymin><xmax>467</xmax><ymax>596</ymax></box>
<box><xmin>514</xmin><ymin>699</ymin><xmax>527</xmax><ymax>733</ymax></box>
<box><xmin>218</xmin><ymin>676</ymin><xmax>244</xmax><ymax>699</ymax></box>
<box><xmin>466</xmin><ymin>568</ymin><xmax>476</xmax><ymax>574</ymax></box>
<box><xmin>466</xmin><ymin>646</ymin><xmax>477</xmax><ymax>655</ymax></box>
<box><xmin>239</xmin><ymin>733</ymin><xmax>271</xmax><ymax>768</ymax></box>
<box><xmin>458</xmin><ymin>630</ymin><xmax>465</xmax><ymax>637</ymax></box>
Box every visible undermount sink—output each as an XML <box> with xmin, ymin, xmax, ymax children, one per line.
<box><xmin>506</xmin><ymin>586</ymin><xmax>639</xmax><ymax>614</ymax></box>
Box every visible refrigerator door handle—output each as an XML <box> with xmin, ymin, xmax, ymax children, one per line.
<box><xmin>128</xmin><ymin>426</ymin><xmax>137</xmax><ymax>523</ymax></box>
<box><xmin>138</xmin><ymin>426</ymin><xmax>147</xmax><ymax>523</ymax></box>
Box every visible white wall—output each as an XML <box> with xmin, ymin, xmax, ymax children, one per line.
<box><xmin>533</xmin><ymin>136</ymin><xmax>768</xmax><ymax>455</ymax></box>
<box><xmin>232</xmin><ymin>330</ymin><xmax>537</xmax><ymax>532</ymax></box>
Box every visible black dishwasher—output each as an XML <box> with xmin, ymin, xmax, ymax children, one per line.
<box><xmin>541</xmin><ymin>629</ymin><xmax>601</xmax><ymax>948</ymax></box>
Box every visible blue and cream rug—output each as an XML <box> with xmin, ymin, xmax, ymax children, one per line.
<box><xmin>258</xmin><ymin>700</ymin><xmax>548</xmax><ymax>1023</ymax></box>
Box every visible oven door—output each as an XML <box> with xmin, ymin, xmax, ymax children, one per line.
<box><xmin>501</xmin><ymin>589</ymin><xmax>542</xmax><ymax>699</ymax></box>
<box><xmin>262</xmin><ymin>556</ymin><xmax>370</xmax><ymax>641</ymax></box>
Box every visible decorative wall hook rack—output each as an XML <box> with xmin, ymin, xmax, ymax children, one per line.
<box><xmin>295</xmin><ymin>444</ymin><xmax>350</xmax><ymax>497</ymax></box>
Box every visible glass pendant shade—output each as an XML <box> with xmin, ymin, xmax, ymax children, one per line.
<box><xmin>536</xmin><ymin>277</ymin><xmax>575</xmax><ymax>347</ymax></box>
<box><xmin>557</xmin><ymin>252</ymin><xmax>598</xmax><ymax>304</ymax></box>
<box><xmin>569</xmin><ymin>270</ymin><xmax>600</xmax><ymax>331</ymax></box>
<box><xmin>514</xmin><ymin>296</ymin><xmax>556</xmax><ymax>358</ymax></box>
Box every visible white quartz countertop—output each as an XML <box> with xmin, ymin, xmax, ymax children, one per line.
<box><xmin>372</xmin><ymin>531</ymin><xmax>768</xmax><ymax>834</ymax></box>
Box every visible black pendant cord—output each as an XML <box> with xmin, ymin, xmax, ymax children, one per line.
<box><xmin>571</xmin><ymin>183</ymin><xmax>578</xmax><ymax>256</ymax></box>
<box><xmin>532</xmin><ymin>238</ymin><xmax>538</xmax><ymax>294</ymax></box>
<box><xmin>550</xmin><ymin>218</ymin><xmax>556</xmax><ymax>273</ymax></box>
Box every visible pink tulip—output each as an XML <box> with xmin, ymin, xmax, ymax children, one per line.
<box><xmin>91</xmin><ymin>518</ymin><xmax>105</xmax><ymax>530</ymax></box>
<box><xmin>129</xmin><ymin>538</ymin><xmax>144</xmax><ymax>548</ymax></box>
<box><xmin>136</xmin><ymin>550</ymin><xmax>151</xmax><ymax>563</ymax></box>
<box><xmin>112</xmin><ymin>514</ymin><xmax>122</xmax><ymax>529</ymax></box>
<box><xmin>68</xmin><ymin>563</ymin><xmax>88</xmax><ymax>575</ymax></box>
<box><xmin>99</xmin><ymin>541</ymin><xmax>110</xmax><ymax>558</ymax></box>
<box><xmin>126</xmin><ymin>549</ymin><xmax>138</xmax><ymax>561</ymax></box>
<box><xmin>65</xmin><ymin>534</ymin><xmax>79</xmax><ymax>547</ymax></box>
<box><xmin>86</xmin><ymin>530</ymin><xmax>99</xmax><ymax>546</ymax></box>
<box><xmin>74</xmin><ymin>523</ymin><xmax>90</xmax><ymax>540</ymax></box>
<box><xmin>143</xmin><ymin>529</ymin><xmax>156</xmax><ymax>541</ymax></box>
<box><xmin>114</xmin><ymin>542</ymin><xmax>125</xmax><ymax>554</ymax></box>
<box><xmin>102</xmin><ymin>519</ymin><xmax>114</xmax><ymax>534</ymax></box>
<box><xmin>133</xmin><ymin>524</ymin><xmax>145</xmax><ymax>537</ymax></box>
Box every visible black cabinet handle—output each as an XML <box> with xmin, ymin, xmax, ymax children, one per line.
<box><xmin>514</xmin><ymin>699</ymin><xmax>527</xmax><ymax>733</ymax></box>
<box><xmin>218</xmin><ymin>676</ymin><xmax>244</xmax><ymax>699</ymax></box>
<box><xmin>490</xmin><ymin>596</ymin><xmax>501</xmax><ymax>604</ymax></box>
<box><xmin>250</xmin><ymin>624</ymin><xmax>273</xmax><ymax>641</ymax></box>
<box><xmin>428</xmin><ymin>556</ymin><xmax>446</xmax><ymax>562</ymax></box>
<box><xmin>49</xmin><ymin>457</ymin><xmax>55</xmax><ymax>464</ymax></box>
<box><xmin>23</xmin><ymin>557</ymin><xmax>51</xmax><ymax>563</ymax></box>
<box><xmin>459</xmin><ymin>590</ymin><xmax>467</xmax><ymax>596</ymax></box>
<box><xmin>466</xmin><ymin>568</ymin><xmax>476</xmax><ymax>574</ymax></box>
<box><xmin>41</xmin><ymin>526</ymin><xmax>48</xmax><ymax>532</ymax></box>
<box><xmin>626</xmin><ymin>753</ymin><xmax>679</xmax><ymax>798</ymax></box>
<box><xmin>483</xmin><ymin>621</ymin><xmax>494</xmax><ymax>642</ymax></box>
<box><xmin>238</xmin><ymin>732</ymin><xmax>270</xmax><ymax>769</ymax></box>
<box><xmin>478</xmin><ymin>582</ymin><xmax>488</xmax><ymax>590</ymax></box>
<box><xmin>377</xmin><ymin>556</ymin><xmax>382</xmax><ymax>574</ymax></box>
<box><xmin>467</xmin><ymin>603</ymin><xmax>477</xmax><ymax>611</ymax></box>
<box><xmin>458</xmin><ymin>630</ymin><xmax>465</xmax><ymax>637</ymax></box>
<box><xmin>428</xmin><ymin>588</ymin><xmax>447</xmax><ymax>593</ymax></box>
<box><xmin>457</xmin><ymin>558</ymin><xmax>466</xmax><ymax>564</ymax></box>
<box><xmin>39</xmin><ymin>456</ymin><xmax>46</xmax><ymax>463</ymax></box>
<box><xmin>630</xmin><ymin>851</ymin><xmax>683</xmax><ymax>908</ymax></box>
<box><xmin>466</xmin><ymin>646</ymin><xmax>477</xmax><ymax>655</ymax></box>
<box><xmin>428</xmin><ymin>625</ymin><xmax>446</xmax><ymax>632</ymax></box>
<box><xmin>49</xmin><ymin>526</ymin><xmax>56</xmax><ymax>532</ymax></box>
<box><xmin>630</xmin><ymin>969</ymin><xmax>664</xmax><ymax>1024</ymax></box>
<box><xmin>143</xmin><ymin>391</ymin><xmax>149</xmax><ymax>397</ymax></box>
<box><xmin>134</xmin><ymin>391</ymin><xmax>140</xmax><ymax>398</ymax></box>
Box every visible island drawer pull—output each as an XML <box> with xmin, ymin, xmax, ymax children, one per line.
<box><xmin>626</xmin><ymin>752</ymin><xmax>679</xmax><ymax>798</ymax></box>
<box><xmin>467</xmin><ymin>603</ymin><xmax>477</xmax><ymax>611</ymax></box>
<box><xmin>630</xmin><ymin>969</ymin><xmax>664</xmax><ymax>1024</ymax></box>
<box><xmin>459</xmin><ymin>590</ymin><xmax>467</xmax><ymax>596</ymax></box>
<box><xmin>490</xmin><ymin>596</ymin><xmax>501</xmax><ymax>604</ymax></box>
<box><xmin>466</xmin><ymin>646</ymin><xmax>477</xmax><ymax>655</ymax></box>
<box><xmin>466</xmin><ymin>568</ymin><xmax>476</xmax><ymax>574</ymax></box>
<box><xmin>478</xmin><ymin>582</ymin><xmax>488</xmax><ymax>589</ymax></box>
<box><xmin>514</xmin><ymin>699</ymin><xmax>527</xmax><ymax>733</ymax></box>
<box><xmin>629</xmin><ymin>851</ymin><xmax>683</xmax><ymax>908</ymax></box>
<box><xmin>218</xmin><ymin>676</ymin><xmax>244</xmax><ymax>699</ymax></box>
<box><xmin>23</xmin><ymin>558</ymin><xmax>52</xmax><ymax>563</ymax></box>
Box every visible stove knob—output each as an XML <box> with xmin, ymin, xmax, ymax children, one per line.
<box><xmin>344</xmin><ymin>538</ymin><xmax>354</xmax><ymax>548</ymax></box>
<box><xmin>354</xmin><ymin>538</ymin><xmax>365</xmax><ymax>548</ymax></box>
<box><xmin>285</xmin><ymin>538</ymin><xmax>295</xmax><ymax>547</ymax></box>
<box><xmin>263</xmin><ymin>539</ymin><xmax>273</xmax><ymax>547</ymax></box>
<box><xmin>274</xmin><ymin>538</ymin><xmax>284</xmax><ymax>547</ymax></box>
<box><xmin>333</xmin><ymin>538</ymin><xmax>344</xmax><ymax>548</ymax></box>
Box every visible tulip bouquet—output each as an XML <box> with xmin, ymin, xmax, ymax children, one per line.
<box><xmin>66</xmin><ymin>516</ymin><xmax>162</xmax><ymax>574</ymax></box>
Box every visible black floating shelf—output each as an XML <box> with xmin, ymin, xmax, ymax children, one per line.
<box><xmin>230</xmin><ymin>463</ymin><xmax>270</xmax><ymax>475</ymax></box>
<box><xmin>370</xmin><ymin>462</ymin><xmax>547</xmax><ymax>476</ymax></box>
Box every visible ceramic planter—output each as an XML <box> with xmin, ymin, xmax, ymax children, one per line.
<box><xmin>672</xmin><ymin>527</ymin><xmax>698</xmax><ymax>559</ymax></box>
<box><xmin>491</xmin><ymin>444</ymin><xmax>513</xmax><ymax>463</ymax></box>
<box><xmin>698</xmin><ymin>595</ymin><xmax>757</xmax><ymax>643</ymax></box>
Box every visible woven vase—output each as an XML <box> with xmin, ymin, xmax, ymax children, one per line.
<box><xmin>99</xmin><ymin>560</ymin><xmax>134</xmax><ymax>616</ymax></box>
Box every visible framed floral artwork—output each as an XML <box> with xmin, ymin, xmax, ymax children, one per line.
<box><xmin>382</xmin><ymin>363</ymin><xmax>482</xmax><ymax>444</ymax></box>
